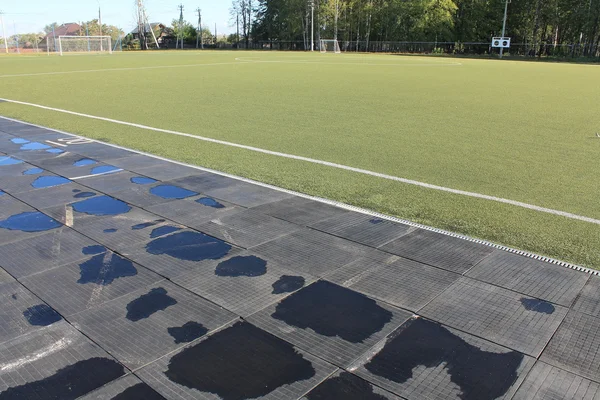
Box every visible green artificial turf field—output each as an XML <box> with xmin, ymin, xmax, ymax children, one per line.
<box><xmin>0</xmin><ymin>51</ymin><xmax>598</xmax><ymax>268</ymax></box>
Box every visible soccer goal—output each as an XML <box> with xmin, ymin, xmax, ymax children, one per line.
<box><xmin>320</xmin><ymin>39</ymin><xmax>341</xmax><ymax>54</ymax></box>
<box><xmin>58</xmin><ymin>36</ymin><xmax>113</xmax><ymax>56</ymax></box>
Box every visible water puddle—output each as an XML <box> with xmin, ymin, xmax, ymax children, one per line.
<box><xmin>72</xmin><ymin>196</ymin><xmax>131</xmax><ymax>216</ymax></box>
<box><xmin>132</xmin><ymin>220</ymin><xmax>165</xmax><ymax>230</ymax></box>
<box><xmin>364</xmin><ymin>317</ymin><xmax>524</xmax><ymax>400</ymax></box>
<box><xmin>125</xmin><ymin>287</ymin><xmax>177</xmax><ymax>322</ymax></box>
<box><xmin>74</xmin><ymin>192</ymin><xmax>96</xmax><ymax>199</ymax></box>
<box><xmin>0</xmin><ymin>212</ymin><xmax>62</xmax><ymax>232</ymax></box>
<box><xmin>196</xmin><ymin>197</ymin><xmax>225</xmax><ymax>209</ymax></box>
<box><xmin>10</xmin><ymin>138</ymin><xmax>29</xmax><ymax>144</ymax></box>
<box><xmin>82</xmin><ymin>245</ymin><xmax>106</xmax><ymax>255</ymax></box>
<box><xmin>145</xmin><ymin>231</ymin><xmax>231</xmax><ymax>262</ymax></box>
<box><xmin>272</xmin><ymin>275</ymin><xmax>306</xmax><ymax>294</ymax></box>
<box><xmin>164</xmin><ymin>322</ymin><xmax>315</xmax><ymax>399</ymax></box>
<box><xmin>214</xmin><ymin>255</ymin><xmax>267</xmax><ymax>277</ymax></box>
<box><xmin>0</xmin><ymin>358</ymin><xmax>124</xmax><ymax>399</ymax></box>
<box><xmin>149</xmin><ymin>185</ymin><xmax>198</xmax><ymax>200</ymax></box>
<box><xmin>168</xmin><ymin>321</ymin><xmax>208</xmax><ymax>344</ymax></box>
<box><xmin>0</xmin><ymin>157</ymin><xmax>23</xmax><ymax>166</ymax></box>
<box><xmin>46</xmin><ymin>148</ymin><xmax>64</xmax><ymax>154</ymax></box>
<box><xmin>78</xmin><ymin>252</ymin><xmax>137</xmax><ymax>285</ymax></box>
<box><xmin>131</xmin><ymin>176</ymin><xmax>157</xmax><ymax>185</ymax></box>
<box><xmin>22</xmin><ymin>304</ymin><xmax>62</xmax><ymax>326</ymax></box>
<box><xmin>73</xmin><ymin>158</ymin><xmax>97</xmax><ymax>167</ymax></box>
<box><xmin>272</xmin><ymin>281</ymin><xmax>393</xmax><ymax>343</ymax></box>
<box><xmin>23</xmin><ymin>168</ymin><xmax>44</xmax><ymax>175</ymax></box>
<box><xmin>520</xmin><ymin>298</ymin><xmax>555</xmax><ymax>314</ymax></box>
<box><xmin>20</xmin><ymin>142</ymin><xmax>51</xmax><ymax>151</ymax></box>
<box><xmin>150</xmin><ymin>225</ymin><xmax>181</xmax><ymax>238</ymax></box>
<box><xmin>112</xmin><ymin>383</ymin><xmax>165</xmax><ymax>400</ymax></box>
<box><xmin>31</xmin><ymin>176</ymin><xmax>71</xmax><ymax>189</ymax></box>
<box><xmin>104</xmin><ymin>228</ymin><xmax>118</xmax><ymax>233</ymax></box>
<box><xmin>306</xmin><ymin>372</ymin><xmax>388</xmax><ymax>400</ymax></box>
<box><xmin>369</xmin><ymin>219</ymin><xmax>384</xmax><ymax>224</ymax></box>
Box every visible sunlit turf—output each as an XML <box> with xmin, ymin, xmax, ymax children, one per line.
<box><xmin>0</xmin><ymin>51</ymin><xmax>598</xmax><ymax>268</ymax></box>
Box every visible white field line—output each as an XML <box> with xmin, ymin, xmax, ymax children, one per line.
<box><xmin>0</xmin><ymin>61</ymin><xmax>249</xmax><ymax>78</ymax></box>
<box><xmin>1</xmin><ymin>97</ymin><xmax>599</xmax><ymax>226</ymax></box>
<box><xmin>70</xmin><ymin>169</ymin><xmax>123</xmax><ymax>180</ymax></box>
<box><xmin>234</xmin><ymin>56</ymin><xmax>462</xmax><ymax>66</ymax></box>
<box><xmin>0</xmin><ymin>338</ymin><xmax>71</xmax><ymax>372</ymax></box>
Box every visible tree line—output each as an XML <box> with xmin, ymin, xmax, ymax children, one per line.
<box><xmin>230</xmin><ymin>0</ymin><xmax>600</xmax><ymax>57</ymax></box>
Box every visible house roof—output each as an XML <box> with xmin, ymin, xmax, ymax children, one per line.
<box><xmin>45</xmin><ymin>23</ymin><xmax>81</xmax><ymax>38</ymax></box>
<box><xmin>130</xmin><ymin>23</ymin><xmax>164</xmax><ymax>35</ymax></box>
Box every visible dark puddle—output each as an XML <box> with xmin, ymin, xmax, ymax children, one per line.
<box><xmin>0</xmin><ymin>157</ymin><xmax>23</xmax><ymax>166</ymax></box>
<box><xmin>46</xmin><ymin>148</ymin><xmax>64</xmax><ymax>154</ymax></box>
<box><xmin>168</xmin><ymin>321</ymin><xmax>209</xmax><ymax>344</ymax></box>
<box><xmin>74</xmin><ymin>191</ymin><xmax>96</xmax><ymax>199</ymax></box>
<box><xmin>149</xmin><ymin>184</ymin><xmax>198</xmax><ymax>200</ymax></box>
<box><xmin>11</xmin><ymin>294</ymin><xmax>17</xmax><ymax>299</ymax></box>
<box><xmin>90</xmin><ymin>165</ymin><xmax>121</xmax><ymax>175</ymax></box>
<box><xmin>145</xmin><ymin>231</ymin><xmax>231</xmax><ymax>262</ymax></box>
<box><xmin>131</xmin><ymin>176</ymin><xmax>157</xmax><ymax>185</ymax></box>
<box><xmin>31</xmin><ymin>176</ymin><xmax>71</xmax><ymax>189</ymax></box>
<box><xmin>125</xmin><ymin>287</ymin><xmax>177</xmax><ymax>322</ymax></box>
<box><xmin>132</xmin><ymin>219</ymin><xmax>165</xmax><ymax>230</ymax></box>
<box><xmin>364</xmin><ymin>318</ymin><xmax>524</xmax><ymax>400</ymax></box>
<box><xmin>112</xmin><ymin>383</ymin><xmax>165</xmax><ymax>400</ymax></box>
<box><xmin>215</xmin><ymin>255</ymin><xmax>267</xmax><ymax>277</ymax></box>
<box><xmin>520</xmin><ymin>298</ymin><xmax>555</xmax><ymax>314</ymax></box>
<box><xmin>165</xmin><ymin>322</ymin><xmax>315</xmax><ymax>400</ymax></box>
<box><xmin>10</xmin><ymin>138</ymin><xmax>29</xmax><ymax>144</ymax></box>
<box><xmin>82</xmin><ymin>245</ymin><xmax>106</xmax><ymax>255</ymax></box>
<box><xmin>306</xmin><ymin>372</ymin><xmax>388</xmax><ymax>400</ymax></box>
<box><xmin>72</xmin><ymin>195</ymin><xmax>131</xmax><ymax>216</ymax></box>
<box><xmin>73</xmin><ymin>189</ymin><xmax>81</xmax><ymax>192</ymax></box>
<box><xmin>0</xmin><ymin>212</ymin><xmax>61</xmax><ymax>232</ymax></box>
<box><xmin>272</xmin><ymin>275</ymin><xmax>306</xmax><ymax>294</ymax></box>
<box><xmin>369</xmin><ymin>219</ymin><xmax>384</xmax><ymax>224</ymax></box>
<box><xmin>20</xmin><ymin>142</ymin><xmax>51</xmax><ymax>151</ymax></box>
<box><xmin>78</xmin><ymin>253</ymin><xmax>137</xmax><ymax>285</ymax></box>
<box><xmin>272</xmin><ymin>281</ymin><xmax>393</xmax><ymax>343</ymax></box>
<box><xmin>0</xmin><ymin>190</ymin><xmax>4</xmax><ymax>196</ymax></box>
<box><xmin>104</xmin><ymin>228</ymin><xmax>118</xmax><ymax>233</ymax></box>
<box><xmin>0</xmin><ymin>357</ymin><xmax>124</xmax><ymax>400</ymax></box>
<box><xmin>150</xmin><ymin>225</ymin><xmax>181</xmax><ymax>238</ymax></box>
<box><xmin>73</xmin><ymin>158</ymin><xmax>97</xmax><ymax>167</ymax></box>
<box><xmin>23</xmin><ymin>167</ymin><xmax>43</xmax><ymax>175</ymax></box>
<box><xmin>22</xmin><ymin>304</ymin><xmax>62</xmax><ymax>326</ymax></box>
<box><xmin>196</xmin><ymin>197</ymin><xmax>225</xmax><ymax>208</ymax></box>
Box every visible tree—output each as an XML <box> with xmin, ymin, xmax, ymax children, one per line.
<box><xmin>80</xmin><ymin>19</ymin><xmax>123</xmax><ymax>43</ymax></box>
<box><xmin>43</xmin><ymin>23</ymin><xmax>59</xmax><ymax>34</ymax></box>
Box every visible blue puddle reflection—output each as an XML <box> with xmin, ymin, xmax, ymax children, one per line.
<box><xmin>82</xmin><ymin>245</ymin><xmax>107</xmax><ymax>255</ymax></box>
<box><xmin>78</xmin><ymin>253</ymin><xmax>137</xmax><ymax>285</ymax></box>
<box><xmin>146</xmin><ymin>231</ymin><xmax>231</xmax><ymax>261</ymax></box>
<box><xmin>72</xmin><ymin>195</ymin><xmax>131</xmax><ymax>216</ymax></box>
<box><xmin>0</xmin><ymin>212</ymin><xmax>62</xmax><ymax>232</ymax></box>
<box><xmin>73</xmin><ymin>192</ymin><xmax>96</xmax><ymax>199</ymax></box>
<box><xmin>0</xmin><ymin>190</ymin><xmax>4</xmax><ymax>196</ymax></box>
<box><xmin>131</xmin><ymin>176</ymin><xmax>157</xmax><ymax>185</ymax></box>
<box><xmin>46</xmin><ymin>148</ymin><xmax>64</xmax><ymax>154</ymax></box>
<box><xmin>73</xmin><ymin>158</ymin><xmax>97</xmax><ymax>167</ymax></box>
<box><xmin>10</xmin><ymin>138</ymin><xmax>29</xmax><ymax>144</ymax></box>
<box><xmin>20</xmin><ymin>142</ymin><xmax>51</xmax><ymax>151</ymax></box>
<box><xmin>31</xmin><ymin>176</ymin><xmax>71</xmax><ymax>189</ymax></box>
<box><xmin>150</xmin><ymin>225</ymin><xmax>181</xmax><ymax>238</ymax></box>
<box><xmin>150</xmin><ymin>185</ymin><xmax>198</xmax><ymax>200</ymax></box>
<box><xmin>132</xmin><ymin>220</ymin><xmax>164</xmax><ymax>230</ymax></box>
<box><xmin>23</xmin><ymin>168</ymin><xmax>44</xmax><ymax>175</ymax></box>
<box><xmin>22</xmin><ymin>304</ymin><xmax>62</xmax><ymax>326</ymax></box>
<box><xmin>0</xmin><ymin>157</ymin><xmax>23</xmax><ymax>166</ymax></box>
<box><xmin>215</xmin><ymin>256</ymin><xmax>267</xmax><ymax>277</ymax></box>
<box><xmin>90</xmin><ymin>165</ymin><xmax>121</xmax><ymax>175</ymax></box>
<box><xmin>196</xmin><ymin>197</ymin><xmax>225</xmax><ymax>209</ymax></box>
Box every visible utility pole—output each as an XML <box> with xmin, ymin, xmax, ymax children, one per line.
<box><xmin>0</xmin><ymin>11</ymin><xmax>8</xmax><ymax>54</ymax></box>
<box><xmin>214</xmin><ymin>23</ymin><xmax>217</xmax><ymax>46</ymax></box>
<box><xmin>236</xmin><ymin>13</ymin><xmax>240</xmax><ymax>49</ymax></box>
<box><xmin>177</xmin><ymin>4</ymin><xmax>184</xmax><ymax>49</ymax></box>
<box><xmin>195</xmin><ymin>8</ymin><xmax>202</xmax><ymax>49</ymax></box>
<box><xmin>499</xmin><ymin>0</ymin><xmax>510</xmax><ymax>58</ymax></box>
<box><xmin>13</xmin><ymin>20</ymin><xmax>18</xmax><ymax>54</ymax></box>
<box><xmin>98</xmin><ymin>4</ymin><xmax>103</xmax><ymax>51</ymax></box>
<box><xmin>309</xmin><ymin>0</ymin><xmax>314</xmax><ymax>51</ymax></box>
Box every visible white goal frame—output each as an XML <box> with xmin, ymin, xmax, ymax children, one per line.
<box><xmin>58</xmin><ymin>36</ymin><xmax>113</xmax><ymax>56</ymax></box>
<box><xmin>320</xmin><ymin>39</ymin><xmax>341</xmax><ymax>54</ymax></box>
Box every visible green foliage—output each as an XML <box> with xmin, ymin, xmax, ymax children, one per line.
<box><xmin>79</xmin><ymin>19</ymin><xmax>123</xmax><ymax>43</ymax></box>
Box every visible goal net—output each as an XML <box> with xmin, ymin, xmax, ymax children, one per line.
<box><xmin>320</xmin><ymin>39</ymin><xmax>341</xmax><ymax>54</ymax></box>
<box><xmin>58</xmin><ymin>36</ymin><xmax>113</xmax><ymax>55</ymax></box>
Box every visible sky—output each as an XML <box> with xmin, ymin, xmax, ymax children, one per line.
<box><xmin>0</xmin><ymin>0</ymin><xmax>233</xmax><ymax>36</ymax></box>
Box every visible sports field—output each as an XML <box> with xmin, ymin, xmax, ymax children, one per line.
<box><xmin>0</xmin><ymin>51</ymin><xmax>598</xmax><ymax>268</ymax></box>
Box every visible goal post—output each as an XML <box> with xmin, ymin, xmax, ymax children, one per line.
<box><xmin>320</xmin><ymin>39</ymin><xmax>341</xmax><ymax>54</ymax></box>
<box><xmin>58</xmin><ymin>36</ymin><xmax>113</xmax><ymax>56</ymax></box>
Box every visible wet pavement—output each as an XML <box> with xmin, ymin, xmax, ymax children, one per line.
<box><xmin>0</xmin><ymin>117</ymin><xmax>598</xmax><ymax>400</ymax></box>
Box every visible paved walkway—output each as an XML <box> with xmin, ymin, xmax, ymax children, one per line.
<box><xmin>0</xmin><ymin>117</ymin><xmax>598</xmax><ymax>400</ymax></box>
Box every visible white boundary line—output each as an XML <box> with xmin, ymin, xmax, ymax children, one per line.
<box><xmin>1</xmin><ymin>97</ymin><xmax>599</xmax><ymax>226</ymax></box>
<box><xmin>70</xmin><ymin>169</ymin><xmax>123</xmax><ymax>180</ymax></box>
<box><xmin>0</xmin><ymin>61</ymin><xmax>249</xmax><ymax>79</ymax></box>
<box><xmin>0</xmin><ymin>114</ymin><xmax>597</xmax><ymax>276</ymax></box>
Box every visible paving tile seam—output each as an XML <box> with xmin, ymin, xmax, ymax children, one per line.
<box><xmin>1</xmin><ymin>115</ymin><xmax>594</xmax><ymax>277</ymax></box>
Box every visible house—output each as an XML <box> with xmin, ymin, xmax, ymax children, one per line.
<box><xmin>129</xmin><ymin>23</ymin><xmax>174</xmax><ymax>47</ymax></box>
<box><xmin>39</xmin><ymin>23</ymin><xmax>82</xmax><ymax>50</ymax></box>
